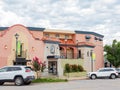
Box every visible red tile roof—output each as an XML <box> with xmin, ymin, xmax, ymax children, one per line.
<box><xmin>42</xmin><ymin>37</ymin><xmax>94</xmax><ymax>47</ymax></box>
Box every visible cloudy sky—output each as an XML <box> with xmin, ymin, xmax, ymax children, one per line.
<box><xmin>0</xmin><ymin>0</ymin><xmax>120</xmax><ymax>45</ymax></box>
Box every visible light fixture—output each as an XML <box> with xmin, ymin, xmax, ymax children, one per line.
<box><xmin>14</xmin><ymin>33</ymin><xmax>19</xmax><ymax>40</ymax></box>
<box><xmin>4</xmin><ymin>45</ymin><xmax>7</xmax><ymax>49</ymax></box>
<box><xmin>32</xmin><ymin>47</ymin><xmax>35</xmax><ymax>51</ymax></box>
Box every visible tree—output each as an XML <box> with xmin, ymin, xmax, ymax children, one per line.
<box><xmin>104</xmin><ymin>39</ymin><xmax>120</xmax><ymax>68</ymax></box>
<box><xmin>32</xmin><ymin>56</ymin><xmax>46</xmax><ymax>79</ymax></box>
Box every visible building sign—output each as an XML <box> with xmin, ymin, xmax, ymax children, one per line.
<box><xmin>92</xmin><ymin>53</ymin><xmax>96</xmax><ymax>60</ymax></box>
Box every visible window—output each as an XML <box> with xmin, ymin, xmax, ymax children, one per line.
<box><xmin>65</xmin><ymin>35</ymin><xmax>69</xmax><ymax>39</ymax></box>
<box><xmin>85</xmin><ymin>35</ymin><xmax>91</xmax><ymax>41</ymax></box>
<box><xmin>105</xmin><ymin>69</ymin><xmax>114</xmax><ymax>71</ymax></box>
<box><xmin>7</xmin><ymin>67</ymin><xmax>14</xmax><ymax>71</ymax></box>
<box><xmin>78</xmin><ymin>50</ymin><xmax>81</xmax><ymax>58</ymax></box>
<box><xmin>25</xmin><ymin>67</ymin><xmax>32</xmax><ymax>71</ymax></box>
<box><xmin>99</xmin><ymin>69</ymin><xmax>106</xmax><ymax>72</ymax></box>
<box><xmin>25</xmin><ymin>66</ymin><xmax>33</xmax><ymax>71</ymax></box>
<box><xmin>7</xmin><ymin>67</ymin><xmax>22</xmax><ymax>71</ymax></box>
<box><xmin>56</xmin><ymin>34</ymin><xmax>59</xmax><ymax>38</ymax></box>
<box><xmin>0</xmin><ymin>67</ymin><xmax>8</xmax><ymax>72</ymax></box>
<box><xmin>45</xmin><ymin>34</ymin><xmax>49</xmax><ymax>37</ymax></box>
<box><xmin>94</xmin><ymin>37</ymin><xmax>103</xmax><ymax>41</ymax></box>
<box><xmin>99</xmin><ymin>69</ymin><xmax>114</xmax><ymax>72</ymax></box>
<box><xmin>14</xmin><ymin>67</ymin><xmax>22</xmax><ymax>71</ymax></box>
<box><xmin>99</xmin><ymin>38</ymin><xmax>103</xmax><ymax>41</ymax></box>
<box><xmin>87</xmin><ymin>51</ymin><xmax>89</xmax><ymax>57</ymax></box>
<box><xmin>94</xmin><ymin>37</ymin><xmax>98</xmax><ymax>42</ymax></box>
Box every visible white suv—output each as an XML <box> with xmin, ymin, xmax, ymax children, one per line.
<box><xmin>87</xmin><ymin>68</ymin><xmax>118</xmax><ymax>79</ymax></box>
<box><xmin>0</xmin><ymin>66</ymin><xmax>35</xmax><ymax>86</ymax></box>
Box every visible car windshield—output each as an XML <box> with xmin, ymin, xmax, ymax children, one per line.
<box><xmin>0</xmin><ymin>67</ymin><xmax>8</xmax><ymax>72</ymax></box>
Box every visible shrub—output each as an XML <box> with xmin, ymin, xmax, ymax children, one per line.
<box><xmin>64</xmin><ymin>63</ymin><xmax>84</xmax><ymax>73</ymax></box>
<box><xmin>64</xmin><ymin>64</ymin><xmax>70</xmax><ymax>73</ymax></box>
<box><xmin>71</xmin><ymin>64</ymin><xmax>78</xmax><ymax>72</ymax></box>
<box><xmin>78</xmin><ymin>65</ymin><xmax>84</xmax><ymax>72</ymax></box>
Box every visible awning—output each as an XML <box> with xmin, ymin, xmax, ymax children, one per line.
<box><xmin>47</xmin><ymin>55</ymin><xmax>59</xmax><ymax>59</ymax></box>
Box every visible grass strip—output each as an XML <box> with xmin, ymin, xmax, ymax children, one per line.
<box><xmin>32</xmin><ymin>78</ymin><xmax>68</xmax><ymax>83</ymax></box>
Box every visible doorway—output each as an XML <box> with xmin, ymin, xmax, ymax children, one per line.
<box><xmin>48</xmin><ymin>61</ymin><xmax>57</xmax><ymax>75</ymax></box>
<box><xmin>78</xmin><ymin>50</ymin><xmax>81</xmax><ymax>58</ymax></box>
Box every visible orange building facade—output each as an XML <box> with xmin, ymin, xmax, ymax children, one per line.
<box><xmin>0</xmin><ymin>24</ymin><xmax>104</xmax><ymax>76</ymax></box>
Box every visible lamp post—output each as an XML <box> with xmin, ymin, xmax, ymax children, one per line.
<box><xmin>65</xmin><ymin>38</ymin><xmax>67</xmax><ymax>59</ymax></box>
<box><xmin>15</xmin><ymin>33</ymin><xmax>19</xmax><ymax>59</ymax></box>
<box><xmin>90</xmin><ymin>50</ymin><xmax>93</xmax><ymax>72</ymax></box>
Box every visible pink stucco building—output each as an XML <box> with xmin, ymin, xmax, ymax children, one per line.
<box><xmin>0</xmin><ymin>24</ymin><xmax>104</xmax><ymax>76</ymax></box>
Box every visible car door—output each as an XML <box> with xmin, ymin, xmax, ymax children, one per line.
<box><xmin>5</xmin><ymin>67</ymin><xmax>21</xmax><ymax>79</ymax></box>
<box><xmin>97</xmin><ymin>69</ymin><xmax>107</xmax><ymax>77</ymax></box>
<box><xmin>98</xmin><ymin>68</ymin><xmax>111</xmax><ymax>77</ymax></box>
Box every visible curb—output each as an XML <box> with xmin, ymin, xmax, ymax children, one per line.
<box><xmin>62</xmin><ymin>77</ymin><xmax>89</xmax><ymax>81</ymax></box>
<box><xmin>41</xmin><ymin>76</ymin><xmax>89</xmax><ymax>81</ymax></box>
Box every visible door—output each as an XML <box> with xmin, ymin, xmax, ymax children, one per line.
<box><xmin>48</xmin><ymin>61</ymin><xmax>57</xmax><ymax>75</ymax></box>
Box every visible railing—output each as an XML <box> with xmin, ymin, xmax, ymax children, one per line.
<box><xmin>60</xmin><ymin>53</ymin><xmax>83</xmax><ymax>59</ymax></box>
<box><xmin>15</xmin><ymin>50</ymin><xmax>27</xmax><ymax>58</ymax></box>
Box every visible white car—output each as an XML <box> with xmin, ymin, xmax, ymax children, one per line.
<box><xmin>0</xmin><ymin>66</ymin><xmax>35</xmax><ymax>86</ymax></box>
<box><xmin>116</xmin><ymin>68</ymin><xmax>120</xmax><ymax>77</ymax></box>
<box><xmin>87</xmin><ymin>68</ymin><xmax>118</xmax><ymax>79</ymax></box>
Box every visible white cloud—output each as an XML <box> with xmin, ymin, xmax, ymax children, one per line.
<box><xmin>101</xmin><ymin>0</ymin><xmax>117</xmax><ymax>4</ymax></box>
<box><xmin>35</xmin><ymin>20</ymin><xmax>52</xmax><ymax>28</ymax></box>
<box><xmin>80</xmin><ymin>8</ymin><xmax>95</xmax><ymax>16</ymax></box>
<box><xmin>0</xmin><ymin>0</ymin><xmax>120</xmax><ymax>45</ymax></box>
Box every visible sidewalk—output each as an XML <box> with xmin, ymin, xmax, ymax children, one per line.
<box><xmin>67</xmin><ymin>76</ymin><xmax>88</xmax><ymax>81</ymax></box>
<box><xmin>40</xmin><ymin>73</ymin><xmax>88</xmax><ymax>81</ymax></box>
<box><xmin>59</xmin><ymin>76</ymin><xmax>88</xmax><ymax>81</ymax></box>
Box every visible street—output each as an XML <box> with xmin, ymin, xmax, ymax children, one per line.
<box><xmin>1</xmin><ymin>79</ymin><xmax>120</xmax><ymax>90</ymax></box>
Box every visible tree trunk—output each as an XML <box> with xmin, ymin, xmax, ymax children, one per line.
<box><xmin>36</xmin><ymin>71</ymin><xmax>41</xmax><ymax>79</ymax></box>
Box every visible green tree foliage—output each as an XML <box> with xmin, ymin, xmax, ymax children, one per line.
<box><xmin>104</xmin><ymin>39</ymin><xmax>120</xmax><ymax>68</ymax></box>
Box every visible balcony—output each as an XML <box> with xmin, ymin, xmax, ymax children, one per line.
<box><xmin>60</xmin><ymin>53</ymin><xmax>83</xmax><ymax>59</ymax></box>
<box><xmin>15</xmin><ymin>50</ymin><xmax>27</xmax><ymax>58</ymax></box>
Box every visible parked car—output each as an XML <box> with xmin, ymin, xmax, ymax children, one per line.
<box><xmin>87</xmin><ymin>68</ymin><xmax>118</xmax><ymax>79</ymax></box>
<box><xmin>0</xmin><ymin>65</ymin><xmax>35</xmax><ymax>86</ymax></box>
<box><xmin>116</xmin><ymin>68</ymin><xmax>120</xmax><ymax>77</ymax></box>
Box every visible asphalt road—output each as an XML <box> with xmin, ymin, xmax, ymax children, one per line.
<box><xmin>1</xmin><ymin>79</ymin><xmax>120</xmax><ymax>90</ymax></box>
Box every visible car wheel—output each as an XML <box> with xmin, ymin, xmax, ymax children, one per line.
<box><xmin>110</xmin><ymin>74</ymin><xmax>116</xmax><ymax>79</ymax></box>
<box><xmin>24</xmin><ymin>81</ymin><xmax>31</xmax><ymax>85</ymax></box>
<box><xmin>14</xmin><ymin>77</ymin><xmax>24</xmax><ymax>86</ymax></box>
<box><xmin>91</xmin><ymin>74</ymin><xmax>96</xmax><ymax>79</ymax></box>
<box><xmin>0</xmin><ymin>82</ymin><xmax>4</xmax><ymax>85</ymax></box>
